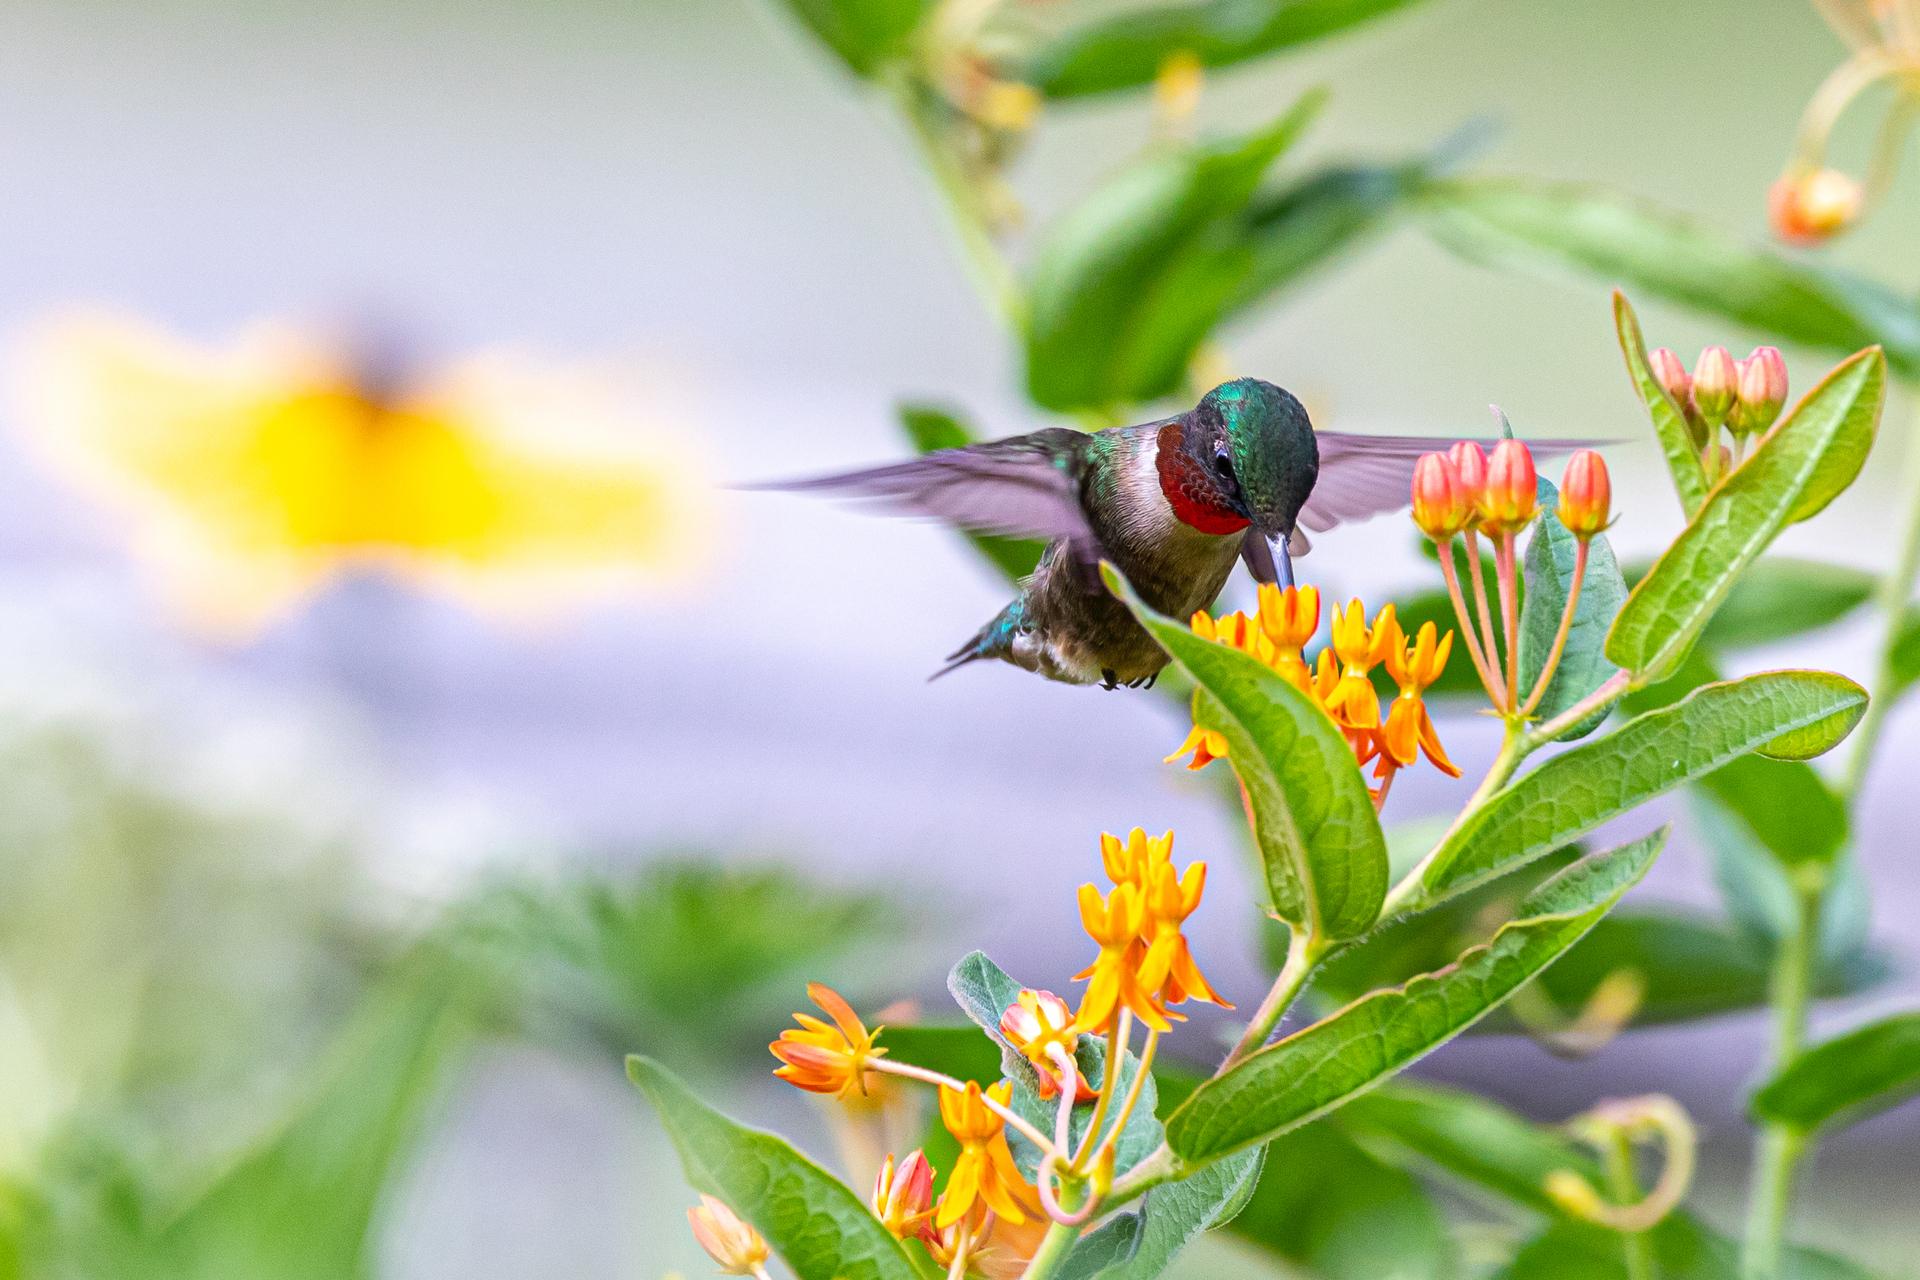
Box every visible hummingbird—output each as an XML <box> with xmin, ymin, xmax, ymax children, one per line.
<box><xmin>768</xmin><ymin>378</ymin><xmax>1486</xmax><ymax>689</ymax></box>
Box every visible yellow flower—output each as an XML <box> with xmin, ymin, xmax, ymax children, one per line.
<box><xmin>770</xmin><ymin>983</ymin><xmax>886</xmax><ymax>1099</ymax></box>
<box><xmin>1137</xmin><ymin>861</ymin><xmax>1232</xmax><ymax>1012</ymax></box>
<box><xmin>1325</xmin><ymin>599</ymin><xmax>1394</xmax><ymax>729</ymax></box>
<box><xmin>1380</xmin><ymin>621</ymin><xmax>1461</xmax><ymax>777</ymax></box>
<box><xmin>13</xmin><ymin>310</ymin><xmax>709</xmax><ymax>636</ymax></box>
<box><xmin>998</xmin><ymin>989</ymin><xmax>1095</xmax><ymax>1102</ymax></box>
<box><xmin>935</xmin><ymin>1081</ymin><xmax>1031</xmax><ymax>1228</ymax></box>
<box><xmin>1163</xmin><ymin>722</ymin><xmax>1230</xmax><ymax>771</ymax></box>
<box><xmin>871</xmin><ymin>1149</ymin><xmax>936</xmax><ymax>1241</ymax></box>
<box><xmin>1072</xmin><ymin>882</ymin><xmax>1170</xmax><ymax>1034</ymax></box>
<box><xmin>687</xmin><ymin>1195</ymin><xmax>769</xmax><ymax>1277</ymax></box>
<box><xmin>1097</xmin><ymin>827</ymin><xmax>1174</xmax><ymax>889</ymax></box>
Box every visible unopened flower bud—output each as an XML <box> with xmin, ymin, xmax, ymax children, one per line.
<box><xmin>1728</xmin><ymin>346</ymin><xmax>1787</xmax><ymax>437</ymax></box>
<box><xmin>871</xmin><ymin>1150</ymin><xmax>936</xmax><ymax>1240</ymax></box>
<box><xmin>688</xmin><ymin>1195</ymin><xmax>770</xmax><ymax>1276</ymax></box>
<box><xmin>1411</xmin><ymin>452</ymin><xmax>1472</xmax><ymax>542</ymax></box>
<box><xmin>1447</xmin><ymin>441</ymin><xmax>1490</xmax><ymax>513</ymax></box>
<box><xmin>1477</xmin><ymin>439</ymin><xmax>1539</xmax><ymax>534</ymax></box>
<box><xmin>1557</xmin><ymin>451</ymin><xmax>1611</xmax><ymax>539</ymax></box>
<box><xmin>1691</xmin><ymin>346</ymin><xmax>1737</xmax><ymax>430</ymax></box>
<box><xmin>1648</xmin><ymin>347</ymin><xmax>1691</xmax><ymax>406</ymax></box>
<box><xmin>1711</xmin><ymin>441</ymin><xmax>1735</xmax><ymax>477</ymax></box>
<box><xmin>1769</xmin><ymin>167</ymin><xmax>1861</xmax><ymax>245</ymax></box>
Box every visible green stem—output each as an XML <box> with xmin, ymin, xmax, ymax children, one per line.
<box><xmin>1606</xmin><ymin>1129</ymin><xmax>1658</xmax><ymax>1280</ymax></box>
<box><xmin>1741</xmin><ymin>880</ymin><xmax>1820</xmax><ymax>1280</ymax></box>
<box><xmin>1843</xmin><ymin>405</ymin><xmax>1920</xmax><ymax>799</ymax></box>
<box><xmin>1220</xmin><ymin>926</ymin><xmax>1323</xmax><ymax>1070</ymax></box>
<box><xmin>1019</xmin><ymin>1183</ymin><xmax>1088</xmax><ymax>1280</ymax></box>
<box><xmin>1378</xmin><ymin>717</ymin><xmax>1529</xmax><ymax>919</ymax></box>
<box><xmin>887</xmin><ymin>72</ymin><xmax>1028</xmax><ymax>335</ymax></box>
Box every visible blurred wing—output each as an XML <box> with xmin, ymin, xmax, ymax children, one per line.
<box><xmin>1298</xmin><ymin>431</ymin><xmax>1610</xmax><ymax>541</ymax></box>
<box><xmin>757</xmin><ymin>428</ymin><xmax>1097</xmax><ymax>546</ymax></box>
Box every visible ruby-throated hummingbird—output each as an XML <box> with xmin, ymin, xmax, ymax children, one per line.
<box><xmin>769</xmin><ymin>378</ymin><xmax>1475</xmax><ymax>689</ymax></box>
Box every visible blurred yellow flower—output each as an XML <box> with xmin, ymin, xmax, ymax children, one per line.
<box><xmin>13</xmin><ymin>310</ymin><xmax>710</xmax><ymax>636</ymax></box>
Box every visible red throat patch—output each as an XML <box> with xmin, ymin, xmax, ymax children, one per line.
<box><xmin>1156</xmin><ymin>421</ymin><xmax>1250</xmax><ymax>535</ymax></box>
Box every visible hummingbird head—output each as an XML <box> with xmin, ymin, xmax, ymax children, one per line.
<box><xmin>1177</xmin><ymin>378</ymin><xmax>1319</xmax><ymax>540</ymax></box>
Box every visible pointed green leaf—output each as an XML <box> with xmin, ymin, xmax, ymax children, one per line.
<box><xmin>1614</xmin><ymin>292</ymin><xmax>1710</xmax><ymax>513</ymax></box>
<box><xmin>1518</xmin><ymin>476</ymin><xmax>1626</xmax><ymax>738</ymax></box>
<box><xmin>769</xmin><ymin>0</ymin><xmax>930</xmax><ymax>75</ymax></box>
<box><xmin>1055</xmin><ymin>1212</ymin><xmax>1142</xmax><ymax>1280</ymax></box>
<box><xmin>1021</xmin><ymin>0</ymin><xmax>1436</xmax><ymax>99</ymax></box>
<box><xmin>1420</xmin><ymin>178</ymin><xmax>1920</xmax><ymax>376</ymax></box>
<box><xmin>1420</xmin><ymin>672</ymin><xmax>1865</xmax><ymax>903</ymax></box>
<box><xmin>1164</xmin><ymin>831</ymin><xmax>1664</xmax><ymax>1164</ymax></box>
<box><xmin>628</xmin><ymin>1056</ymin><xmax>921</xmax><ymax>1280</ymax></box>
<box><xmin>1025</xmin><ymin>97</ymin><xmax>1322</xmax><ymax>412</ymax></box>
<box><xmin>1096</xmin><ymin>1149</ymin><xmax>1263</xmax><ymax>1279</ymax></box>
<box><xmin>1751</xmin><ymin>1013</ymin><xmax>1920</xmax><ymax>1136</ymax></box>
<box><xmin>1607</xmin><ymin>349</ymin><xmax>1885</xmax><ymax>683</ymax></box>
<box><xmin>1109</xmin><ymin>566</ymin><xmax>1388</xmax><ymax>938</ymax></box>
<box><xmin>898</xmin><ymin>405</ymin><xmax>1046</xmax><ymax>582</ymax></box>
<box><xmin>1693</xmin><ymin>557</ymin><xmax>1875</xmax><ymax>652</ymax></box>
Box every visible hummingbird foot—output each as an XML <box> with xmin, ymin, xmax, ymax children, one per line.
<box><xmin>1101</xmin><ymin>669</ymin><xmax>1120</xmax><ymax>690</ymax></box>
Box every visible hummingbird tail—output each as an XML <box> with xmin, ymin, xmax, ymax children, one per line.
<box><xmin>928</xmin><ymin>648</ymin><xmax>986</xmax><ymax>682</ymax></box>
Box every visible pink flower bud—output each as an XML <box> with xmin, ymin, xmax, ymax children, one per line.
<box><xmin>1769</xmin><ymin>168</ymin><xmax>1861</xmax><ymax>245</ymax></box>
<box><xmin>1447</xmin><ymin>441</ymin><xmax>1489</xmax><ymax>510</ymax></box>
<box><xmin>1728</xmin><ymin>346</ymin><xmax>1788</xmax><ymax>436</ymax></box>
<box><xmin>1556</xmin><ymin>451</ymin><xmax>1611</xmax><ymax>539</ymax></box>
<box><xmin>871</xmin><ymin>1150</ymin><xmax>936</xmax><ymax>1240</ymax></box>
<box><xmin>1478</xmin><ymin>440</ymin><xmax>1539</xmax><ymax>534</ymax></box>
<box><xmin>1648</xmin><ymin>347</ymin><xmax>1692</xmax><ymax>407</ymax></box>
<box><xmin>1411</xmin><ymin>453</ymin><xmax>1471</xmax><ymax>542</ymax></box>
<box><xmin>1691</xmin><ymin>346</ymin><xmax>1737</xmax><ymax>429</ymax></box>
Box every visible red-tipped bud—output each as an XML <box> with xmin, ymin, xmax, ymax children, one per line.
<box><xmin>1411</xmin><ymin>453</ymin><xmax>1472</xmax><ymax>541</ymax></box>
<box><xmin>1769</xmin><ymin>168</ymin><xmax>1861</xmax><ymax>245</ymax></box>
<box><xmin>1648</xmin><ymin>347</ymin><xmax>1692</xmax><ymax>408</ymax></box>
<box><xmin>871</xmin><ymin>1150</ymin><xmax>936</xmax><ymax>1240</ymax></box>
<box><xmin>1447</xmin><ymin>441</ymin><xmax>1489</xmax><ymax>510</ymax></box>
<box><xmin>1691</xmin><ymin>346</ymin><xmax>1737</xmax><ymax>429</ymax></box>
<box><xmin>1556</xmin><ymin>451</ymin><xmax>1611</xmax><ymax>539</ymax></box>
<box><xmin>1711</xmin><ymin>441</ymin><xmax>1736</xmax><ymax>477</ymax></box>
<box><xmin>1728</xmin><ymin>346</ymin><xmax>1788</xmax><ymax>437</ymax></box>
<box><xmin>1478</xmin><ymin>440</ymin><xmax>1539</xmax><ymax>534</ymax></box>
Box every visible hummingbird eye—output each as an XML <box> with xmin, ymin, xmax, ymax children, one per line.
<box><xmin>1212</xmin><ymin>448</ymin><xmax>1240</xmax><ymax>492</ymax></box>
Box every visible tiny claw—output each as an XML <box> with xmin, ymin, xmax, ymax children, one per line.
<box><xmin>1101</xmin><ymin>669</ymin><xmax>1120</xmax><ymax>690</ymax></box>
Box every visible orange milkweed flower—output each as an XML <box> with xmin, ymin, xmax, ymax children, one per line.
<box><xmin>1072</xmin><ymin>882</ymin><xmax>1170</xmax><ymax>1034</ymax></box>
<box><xmin>1136</xmin><ymin>861</ymin><xmax>1232</xmax><ymax>1011</ymax></box>
<box><xmin>1325</xmin><ymin>599</ymin><xmax>1394</xmax><ymax>730</ymax></box>
<box><xmin>935</xmin><ymin>1081</ymin><xmax>1031</xmax><ymax>1228</ymax></box>
<box><xmin>1097</xmin><ymin>827</ymin><xmax>1175</xmax><ymax>889</ymax></box>
<box><xmin>769</xmin><ymin>983</ymin><xmax>886</xmax><ymax>1099</ymax></box>
<box><xmin>999</xmin><ymin>988</ymin><xmax>1096</xmax><ymax>1102</ymax></box>
<box><xmin>1380</xmin><ymin>622</ymin><xmax>1461</xmax><ymax>777</ymax></box>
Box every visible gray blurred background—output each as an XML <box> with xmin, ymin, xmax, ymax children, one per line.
<box><xmin>0</xmin><ymin>0</ymin><xmax>1915</xmax><ymax>1275</ymax></box>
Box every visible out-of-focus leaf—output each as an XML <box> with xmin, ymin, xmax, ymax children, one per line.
<box><xmin>1885</xmin><ymin>607</ymin><xmax>1920</xmax><ymax>702</ymax></box>
<box><xmin>1614</xmin><ymin>292</ymin><xmax>1710</xmax><ymax>513</ymax></box>
<box><xmin>1419</xmin><ymin>672</ymin><xmax>1866</xmax><ymax>904</ymax></box>
<box><xmin>1751</xmin><ymin>1013</ymin><xmax>1920</xmax><ymax>1136</ymax></box>
<box><xmin>1608</xmin><ymin>350</ymin><xmax>1886</xmax><ymax>683</ymax></box>
<box><xmin>1165</xmin><ymin>833</ymin><xmax>1663</xmax><ymax>1164</ymax></box>
<box><xmin>1229</xmin><ymin>1117</ymin><xmax>1456</xmax><ymax>1279</ymax></box>
<box><xmin>770</xmin><ymin>0</ymin><xmax>930</xmax><ymax>75</ymax></box>
<box><xmin>883</xmin><ymin>1024</ymin><xmax>1002</xmax><ymax>1086</ymax></box>
<box><xmin>1518</xmin><ymin>477</ymin><xmax>1626</xmax><ymax>738</ymax></box>
<box><xmin>1420</xmin><ymin>179</ymin><xmax>1920</xmax><ymax>376</ymax></box>
<box><xmin>159</xmin><ymin>949</ymin><xmax>489</xmax><ymax>1280</ymax></box>
<box><xmin>1021</xmin><ymin>0</ymin><xmax>1435</xmax><ymax>99</ymax></box>
<box><xmin>629</xmin><ymin>1056</ymin><xmax>922</xmax><ymax>1280</ymax></box>
<box><xmin>1496</xmin><ymin>1217</ymin><xmax>1883</xmax><ymax>1280</ymax></box>
<box><xmin>897</xmin><ymin>404</ymin><xmax>1047</xmax><ymax>581</ymax></box>
<box><xmin>1690</xmin><ymin>558</ymin><xmax>1876</xmax><ymax>652</ymax></box>
<box><xmin>1226</xmin><ymin>157</ymin><xmax>1438</xmax><ymax>317</ymax></box>
<box><xmin>1113</xmin><ymin>567</ymin><xmax>1388</xmax><ymax>938</ymax></box>
<box><xmin>1697</xmin><ymin>753</ymin><xmax>1848</xmax><ymax>867</ymax></box>
<box><xmin>463</xmin><ymin>859</ymin><xmax>907</xmax><ymax>1069</ymax></box>
<box><xmin>1025</xmin><ymin>96</ymin><xmax>1323</xmax><ymax>412</ymax></box>
<box><xmin>1101</xmin><ymin>1148</ymin><xmax>1264</xmax><ymax>1279</ymax></box>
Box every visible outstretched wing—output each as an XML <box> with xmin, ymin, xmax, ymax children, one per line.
<box><xmin>754</xmin><ymin>427</ymin><xmax>1098</xmax><ymax>546</ymax></box>
<box><xmin>1297</xmin><ymin>431</ymin><xmax>1607</xmax><ymax>543</ymax></box>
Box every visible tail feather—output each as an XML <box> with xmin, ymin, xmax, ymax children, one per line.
<box><xmin>931</xmin><ymin>599</ymin><xmax>1025</xmax><ymax>682</ymax></box>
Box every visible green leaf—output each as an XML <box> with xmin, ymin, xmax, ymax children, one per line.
<box><xmin>1421</xmin><ymin>672</ymin><xmax>1866</xmax><ymax>903</ymax></box>
<box><xmin>1025</xmin><ymin>97</ymin><xmax>1323</xmax><ymax>412</ymax></box>
<box><xmin>1613</xmin><ymin>292</ymin><xmax>1709</xmax><ymax>513</ymax></box>
<box><xmin>1496</xmin><ymin>1217</ymin><xmax>1884</xmax><ymax>1280</ymax></box>
<box><xmin>1518</xmin><ymin>477</ymin><xmax>1626</xmax><ymax>738</ymax></box>
<box><xmin>1607</xmin><ymin>349</ymin><xmax>1886</xmax><ymax>683</ymax></box>
<box><xmin>1098</xmin><ymin>1149</ymin><xmax>1263</xmax><ymax>1279</ymax></box>
<box><xmin>1420</xmin><ymin>178</ymin><xmax>1920</xmax><ymax>376</ymax></box>
<box><xmin>1056</xmin><ymin>1213</ymin><xmax>1142</xmax><ymax>1280</ymax></box>
<box><xmin>1751</xmin><ymin>1012</ymin><xmax>1920</xmax><ymax>1136</ymax></box>
<box><xmin>1226</xmin><ymin>157</ymin><xmax>1438</xmax><ymax>317</ymax></box>
<box><xmin>1022</xmin><ymin>0</ymin><xmax>1436</xmax><ymax>99</ymax></box>
<box><xmin>1884</xmin><ymin>606</ymin><xmax>1920</xmax><ymax>703</ymax></box>
<box><xmin>1110</xmin><ymin>566</ymin><xmax>1388</xmax><ymax>938</ymax></box>
<box><xmin>629</xmin><ymin>1056</ymin><xmax>922</xmax><ymax>1280</ymax></box>
<box><xmin>1164</xmin><ymin>831</ymin><xmax>1664</xmax><ymax>1164</ymax></box>
<box><xmin>1228</xmin><ymin>1118</ymin><xmax>1456</xmax><ymax>1279</ymax></box>
<box><xmin>1338</xmin><ymin>1080</ymin><xmax>1588</xmax><ymax>1215</ymax></box>
<box><xmin>1693</xmin><ymin>557</ymin><xmax>1876</xmax><ymax>652</ymax></box>
<box><xmin>883</xmin><ymin>1024</ymin><xmax>1004</xmax><ymax>1086</ymax></box>
<box><xmin>898</xmin><ymin>404</ymin><xmax>1047</xmax><ymax>582</ymax></box>
<box><xmin>1697</xmin><ymin>753</ymin><xmax>1848</xmax><ymax>867</ymax></box>
<box><xmin>769</xmin><ymin>0</ymin><xmax>929</xmax><ymax>75</ymax></box>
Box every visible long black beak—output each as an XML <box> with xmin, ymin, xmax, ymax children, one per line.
<box><xmin>1240</xmin><ymin>530</ymin><xmax>1293</xmax><ymax>588</ymax></box>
